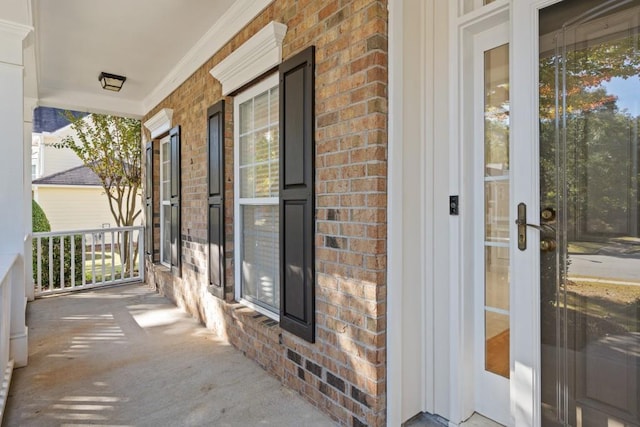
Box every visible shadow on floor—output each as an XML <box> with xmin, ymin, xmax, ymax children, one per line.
<box><xmin>3</xmin><ymin>283</ymin><xmax>335</xmax><ymax>427</ymax></box>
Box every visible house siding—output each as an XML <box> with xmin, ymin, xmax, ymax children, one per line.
<box><xmin>143</xmin><ymin>1</ymin><xmax>388</xmax><ymax>425</ymax></box>
<box><xmin>38</xmin><ymin>134</ymin><xmax>84</xmax><ymax>178</ymax></box>
<box><xmin>34</xmin><ymin>186</ymin><xmax>119</xmax><ymax>231</ymax></box>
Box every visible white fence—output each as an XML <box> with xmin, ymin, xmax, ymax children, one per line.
<box><xmin>0</xmin><ymin>254</ymin><xmax>17</xmax><ymax>421</ymax></box>
<box><xmin>33</xmin><ymin>226</ymin><xmax>144</xmax><ymax>297</ymax></box>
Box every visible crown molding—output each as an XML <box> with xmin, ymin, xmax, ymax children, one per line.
<box><xmin>210</xmin><ymin>21</ymin><xmax>286</xmax><ymax>95</ymax></box>
<box><xmin>143</xmin><ymin>108</ymin><xmax>173</xmax><ymax>139</ymax></box>
<box><xmin>0</xmin><ymin>19</ymin><xmax>32</xmax><ymax>65</ymax></box>
<box><xmin>142</xmin><ymin>0</ymin><xmax>274</xmax><ymax>113</ymax></box>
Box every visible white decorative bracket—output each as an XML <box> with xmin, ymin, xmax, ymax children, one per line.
<box><xmin>143</xmin><ymin>108</ymin><xmax>173</xmax><ymax>139</ymax></box>
<box><xmin>210</xmin><ymin>21</ymin><xmax>287</xmax><ymax>95</ymax></box>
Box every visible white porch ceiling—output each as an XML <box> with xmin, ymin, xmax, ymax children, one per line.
<box><xmin>32</xmin><ymin>0</ymin><xmax>237</xmax><ymax>118</ymax></box>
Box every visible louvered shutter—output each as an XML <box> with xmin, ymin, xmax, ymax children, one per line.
<box><xmin>279</xmin><ymin>46</ymin><xmax>316</xmax><ymax>342</ymax></box>
<box><xmin>169</xmin><ymin>126</ymin><xmax>181</xmax><ymax>277</ymax></box>
<box><xmin>208</xmin><ymin>101</ymin><xmax>225</xmax><ymax>298</ymax></box>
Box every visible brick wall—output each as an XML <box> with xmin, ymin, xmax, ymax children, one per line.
<box><xmin>143</xmin><ymin>1</ymin><xmax>388</xmax><ymax>425</ymax></box>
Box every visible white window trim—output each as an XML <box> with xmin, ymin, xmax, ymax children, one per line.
<box><xmin>234</xmin><ymin>73</ymin><xmax>280</xmax><ymax>320</ymax></box>
<box><xmin>159</xmin><ymin>135</ymin><xmax>171</xmax><ymax>267</ymax></box>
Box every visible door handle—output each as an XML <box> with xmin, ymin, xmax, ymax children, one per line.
<box><xmin>515</xmin><ymin>202</ymin><xmax>556</xmax><ymax>251</ymax></box>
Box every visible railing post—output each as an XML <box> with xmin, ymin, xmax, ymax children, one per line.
<box><xmin>25</xmin><ymin>234</ymin><xmax>34</xmax><ymax>302</ymax></box>
<box><xmin>36</xmin><ymin>237</ymin><xmax>42</xmax><ymax>296</ymax></box>
<box><xmin>139</xmin><ymin>227</ymin><xmax>145</xmax><ymax>282</ymax></box>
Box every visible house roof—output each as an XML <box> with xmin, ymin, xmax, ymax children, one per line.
<box><xmin>33</xmin><ymin>164</ymin><xmax>102</xmax><ymax>187</ymax></box>
<box><xmin>32</xmin><ymin>107</ymin><xmax>86</xmax><ymax>134</ymax></box>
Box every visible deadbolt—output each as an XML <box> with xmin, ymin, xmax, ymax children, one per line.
<box><xmin>541</xmin><ymin>207</ymin><xmax>556</xmax><ymax>222</ymax></box>
<box><xmin>540</xmin><ymin>238</ymin><xmax>557</xmax><ymax>252</ymax></box>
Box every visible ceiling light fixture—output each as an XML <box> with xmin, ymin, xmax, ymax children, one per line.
<box><xmin>98</xmin><ymin>72</ymin><xmax>126</xmax><ymax>92</ymax></box>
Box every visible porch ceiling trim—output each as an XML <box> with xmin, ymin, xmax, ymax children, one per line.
<box><xmin>141</xmin><ymin>0</ymin><xmax>275</xmax><ymax>114</ymax></box>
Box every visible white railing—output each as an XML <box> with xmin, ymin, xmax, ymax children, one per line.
<box><xmin>0</xmin><ymin>253</ymin><xmax>18</xmax><ymax>421</ymax></box>
<box><xmin>33</xmin><ymin>226</ymin><xmax>144</xmax><ymax>297</ymax></box>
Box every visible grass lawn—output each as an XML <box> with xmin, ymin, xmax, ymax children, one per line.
<box><xmin>565</xmin><ymin>279</ymin><xmax>640</xmax><ymax>333</ymax></box>
<box><xmin>84</xmin><ymin>250</ymin><xmax>140</xmax><ymax>283</ymax></box>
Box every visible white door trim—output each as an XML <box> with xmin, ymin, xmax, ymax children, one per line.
<box><xmin>386</xmin><ymin>1</ymin><xmax>404</xmax><ymax>425</ymax></box>
<box><xmin>387</xmin><ymin>0</ymin><xmax>451</xmax><ymax>425</ymax></box>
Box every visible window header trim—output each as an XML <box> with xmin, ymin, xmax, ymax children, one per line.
<box><xmin>210</xmin><ymin>21</ymin><xmax>287</xmax><ymax>95</ymax></box>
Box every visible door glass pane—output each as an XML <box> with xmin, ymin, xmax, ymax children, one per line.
<box><xmin>484</xmin><ymin>43</ymin><xmax>510</xmax><ymax>378</ymax></box>
<box><xmin>540</xmin><ymin>1</ymin><xmax>640</xmax><ymax>425</ymax></box>
<box><xmin>485</xmin><ymin>246</ymin><xmax>509</xmax><ymax>311</ymax></box>
<box><xmin>486</xmin><ymin>311</ymin><xmax>510</xmax><ymax>379</ymax></box>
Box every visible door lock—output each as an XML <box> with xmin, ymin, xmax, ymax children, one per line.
<box><xmin>516</xmin><ymin>203</ymin><xmax>557</xmax><ymax>251</ymax></box>
<box><xmin>540</xmin><ymin>238</ymin><xmax>557</xmax><ymax>252</ymax></box>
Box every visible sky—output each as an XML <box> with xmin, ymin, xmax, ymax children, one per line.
<box><xmin>602</xmin><ymin>76</ymin><xmax>640</xmax><ymax>117</ymax></box>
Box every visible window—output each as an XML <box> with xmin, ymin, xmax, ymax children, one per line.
<box><xmin>234</xmin><ymin>73</ymin><xmax>280</xmax><ymax>318</ymax></box>
<box><xmin>160</xmin><ymin>135</ymin><xmax>171</xmax><ymax>266</ymax></box>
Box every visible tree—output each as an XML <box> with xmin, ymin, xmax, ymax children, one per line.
<box><xmin>56</xmin><ymin>113</ymin><xmax>142</xmax><ymax>272</ymax></box>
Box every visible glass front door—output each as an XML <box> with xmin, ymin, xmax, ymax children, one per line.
<box><xmin>539</xmin><ymin>1</ymin><xmax>640</xmax><ymax>425</ymax></box>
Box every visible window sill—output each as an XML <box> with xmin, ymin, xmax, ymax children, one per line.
<box><xmin>235</xmin><ymin>297</ymin><xmax>279</xmax><ymax>322</ymax></box>
<box><xmin>152</xmin><ymin>263</ymin><xmax>171</xmax><ymax>274</ymax></box>
<box><xmin>229</xmin><ymin>301</ymin><xmax>280</xmax><ymax>330</ymax></box>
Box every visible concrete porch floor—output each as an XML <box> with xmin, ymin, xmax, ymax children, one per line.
<box><xmin>2</xmin><ymin>283</ymin><xmax>336</xmax><ymax>427</ymax></box>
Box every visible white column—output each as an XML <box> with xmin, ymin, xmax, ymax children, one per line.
<box><xmin>0</xmin><ymin>19</ymin><xmax>33</xmax><ymax>368</ymax></box>
<box><xmin>24</xmin><ymin>98</ymin><xmax>37</xmax><ymax>302</ymax></box>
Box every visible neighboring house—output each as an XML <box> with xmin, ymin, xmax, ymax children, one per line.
<box><xmin>31</xmin><ymin>107</ymin><xmax>137</xmax><ymax>232</ymax></box>
<box><xmin>2</xmin><ymin>1</ymin><xmax>640</xmax><ymax>427</ymax></box>
<box><xmin>32</xmin><ymin>165</ymin><xmax>116</xmax><ymax>231</ymax></box>
<box><xmin>31</xmin><ymin>107</ymin><xmax>86</xmax><ymax>180</ymax></box>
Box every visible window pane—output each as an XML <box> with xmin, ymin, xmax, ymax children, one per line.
<box><xmin>269</xmin><ymin>87</ymin><xmax>279</xmax><ymax>123</ymax></box>
<box><xmin>241</xmin><ymin>205</ymin><xmax>279</xmax><ymax>311</ymax></box>
<box><xmin>254</xmin><ymin>163</ymin><xmax>270</xmax><ymax>197</ymax></box>
<box><xmin>239</xmin><ymin>100</ymin><xmax>253</xmax><ymax>135</ymax></box>
<box><xmin>240</xmin><ymin>166</ymin><xmax>254</xmax><ymax>198</ymax></box>
<box><xmin>240</xmin><ymin>134</ymin><xmax>254</xmax><ymax>166</ymax></box>
<box><xmin>162</xmin><ymin>205</ymin><xmax>171</xmax><ymax>264</ymax></box>
<box><xmin>269</xmin><ymin>126</ymin><xmax>279</xmax><ymax>196</ymax></box>
<box><xmin>269</xmin><ymin>126</ymin><xmax>279</xmax><ymax>161</ymax></box>
<box><xmin>162</xmin><ymin>181</ymin><xmax>169</xmax><ymax>200</ymax></box>
<box><xmin>254</xmin><ymin>91</ymin><xmax>269</xmax><ymax>130</ymax></box>
<box><xmin>270</xmin><ymin>160</ymin><xmax>279</xmax><ymax>197</ymax></box>
<box><xmin>255</xmin><ymin>130</ymin><xmax>269</xmax><ymax>163</ymax></box>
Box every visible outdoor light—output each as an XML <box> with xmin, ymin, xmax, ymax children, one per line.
<box><xmin>98</xmin><ymin>72</ymin><xmax>126</xmax><ymax>92</ymax></box>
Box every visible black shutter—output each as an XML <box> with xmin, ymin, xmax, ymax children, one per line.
<box><xmin>169</xmin><ymin>126</ymin><xmax>181</xmax><ymax>277</ymax></box>
<box><xmin>145</xmin><ymin>142</ymin><xmax>154</xmax><ymax>259</ymax></box>
<box><xmin>279</xmin><ymin>46</ymin><xmax>315</xmax><ymax>343</ymax></box>
<box><xmin>208</xmin><ymin>101</ymin><xmax>225</xmax><ymax>298</ymax></box>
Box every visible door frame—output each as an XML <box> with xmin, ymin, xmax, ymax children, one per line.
<box><xmin>387</xmin><ymin>1</ymin><xmax>564</xmax><ymax>426</ymax></box>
